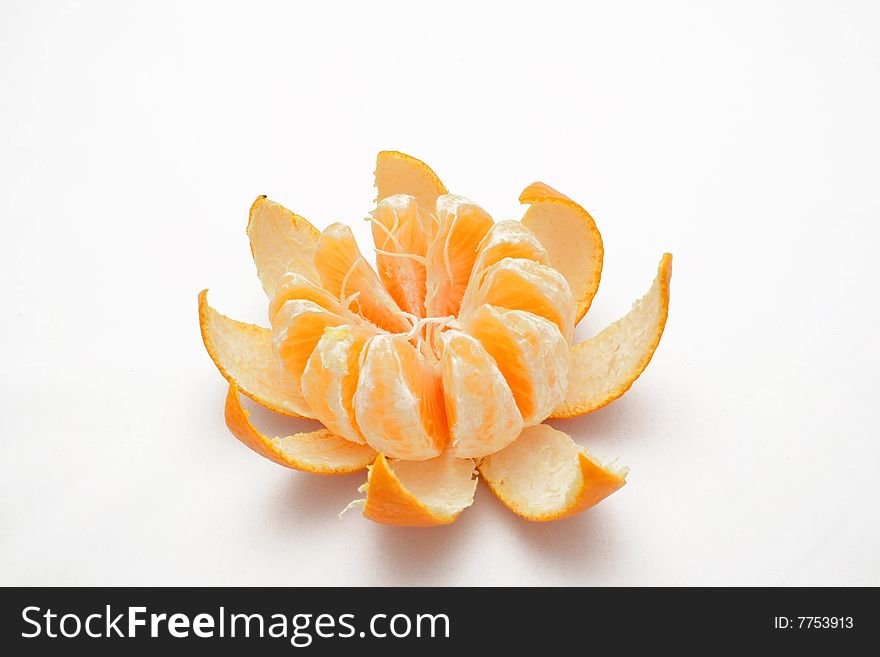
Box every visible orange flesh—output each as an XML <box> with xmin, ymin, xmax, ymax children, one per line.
<box><xmin>271</xmin><ymin>300</ymin><xmax>343</xmax><ymax>410</ymax></box>
<box><xmin>301</xmin><ymin>326</ymin><xmax>371</xmax><ymax>444</ymax></box>
<box><xmin>459</xmin><ymin>220</ymin><xmax>550</xmax><ymax>318</ymax></box>
<box><xmin>468</xmin><ymin>257</ymin><xmax>575</xmax><ymax>343</ymax></box>
<box><xmin>425</xmin><ymin>196</ymin><xmax>493</xmax><ymax>316</ymax></box>
<box><xmin>439</xmin><ymin>330</ymin><xmax>523</xmax><ymax>458</ymax></box>
<box><xmin>370</xmin><ymin>195</ymin><xmax>429</xmax><ymax>317</ymax></box>
<box><xmin>464</xmin><ymin>305</ymin><xmax>569</xmax><ymax>425</ymax></box>
<box><xmin>353</xmin><ymin>335</ymin><xmax>447</xmax><ymax>460</ymax></box>
<box><xmin>314</xmin><ymin>223</ymin><xmax>410</xmax><ymax>333</ymax></box>
<box><xmin>268</xmin><ymin>272</ymin><xmax>343</xmax><ymax>323</ymax></box>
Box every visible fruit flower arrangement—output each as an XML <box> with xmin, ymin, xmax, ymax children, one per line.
<box><xmin>199</xmin><ymin>151</ymin><xmax>671</xmax><ymax>526</ymax></box>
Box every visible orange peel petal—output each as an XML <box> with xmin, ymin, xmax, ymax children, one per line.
<box><xmin>224</xmin><ymin>385</ymin><xmax>376</xmax><ymax>474</ymax></box>
<box><xmin>361</xmin><ymin>452</ymin><xmax>477</xmax><ymax>526</ymax></box>
<box><xmin>519</xmin><ymin>182</ymin><xmax>604</xmax><ymax>323</ymax></box>
<box><xmin>247</xmin><ymin>196</ymin><xmax>321</xmax><ymax>298</ymax></box>
<box><xmin>552</xmin><ymin>253</ymin><xmax>672</xmax><ymax>419</ymax></box>
<box><xmin>479</xmin><ymin>424</ymin><xmax>627</xmax><ymax>521</ymax></box>
<box><xmin>374</xmin><ymin>151</ymin><xmax>448</xmax><ymax>232</ymax></box>
<box><xmin>198</xmin><ymin>290</ymin><xmax>312</xmax><ymax>418</ymax></box>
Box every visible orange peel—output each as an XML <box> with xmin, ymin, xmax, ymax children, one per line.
<box><xmin>375</xmin><ymin>150</ymin><xmax>447</xmax><ymax>232</ymax></box>
<box><xmin>199</xmin><ymin>290</ymin><xmax>312</xmax><ymax>418</ymax></box>
<box><xmin>551</xmin><ymin>253</ymin><xmax>672</xmax><ymax>419</ymax></box>
<box><xmin>362</xmin><ymin>453</ymin><xmax>477</xmax><ymax>526</ymax></box>
<box><xmin>224</xmin><ymin>385</ymin><xmax>376</xmax><ymax>475</ymax></box>
<box><xmin>479</xmin><ymin>424</ymin><xmax>627</xmax><ymax>521</ymax></box>
<box><xmin>247</xmin><ymin>196</ymin><xmax>321</xmax><ymax>298</ymax></box>
<box><xmin>520</xmin><ymin>182</ymin><xmax>603</xmax><ymax>323</ymax></box>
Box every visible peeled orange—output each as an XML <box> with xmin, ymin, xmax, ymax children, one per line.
<box><xmin>199</xmin><ymin>151</ymin><xmax>672</xmax><ymax>527</ymax></box>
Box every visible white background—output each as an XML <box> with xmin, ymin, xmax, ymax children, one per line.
<box><xmin>2</xmin><ymin>0</ymin><xmax>879</xmax><ymax>586</ymax></box>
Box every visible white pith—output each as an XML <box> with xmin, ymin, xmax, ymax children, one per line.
<box><xmin>389</xmin><ymin>454</ymin><xmax>478</xmax><ymax>517</ymax></box>
<box><xmin>480</xmin><ymin>424</ymin><xmax>629</xmax><ymax>517</ymax></box>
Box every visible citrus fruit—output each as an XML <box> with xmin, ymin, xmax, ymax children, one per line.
<box><xmin>199</xmin><ymin>151</ymin><xmax>672</xmax><ymax>526</ymax></box>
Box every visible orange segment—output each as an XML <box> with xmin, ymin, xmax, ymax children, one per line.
<box><xmin>224</xmin><ymin>385</ymin><xmax>376</xmax><ymax>474</ymax></box>
<box><xmin>425</xmin><ymin>195</ymin><xmax>494</xmax><ymax>316</ymax></box>
<box><xmin>459</xmin><ymin>220</ymin><xmax>550</xmax><ymax>317</ymax></box>
<box><xmin>438</xmin><ymin>330</ymin><xmax>523</xmax><ymax>458</ymax></box>
<box><xmin>353</xmin><ymin>335</ymin><xmax>447</xmax><ymax>460</ymax></box>
<box><xmin>247</xmin><ymin>196</ymin><xmax>321</xmax><ymax>298</ymax></box>
<box><xmin>268</xmin><ymin>271</ymin><xmax>343</xmax><ymax>324</ymax></box>
<box><xmin>472</xmin><ymin>220</ymin><xmax>551</xmax><ymax>271</ymax></box>
<box><xmin>479</xmin><ymin>424</ymin><xmax>627</xmax><ymax>521</ymax></box>
<box><xmin>271</xmin><ymin>299</ymin><xmax>344</xmax><ymax>412</ymax></box>
<box><xmin>301</xmin><ymin>325</ymin><xmax>370</xmax><ymax>444</ymax></box>
<box><xmin>361</xmin><ymin>452</ymin><xmax>477</xmax><ymax>526</ymax></box>
<box><xmin>370</xmin><ymin>194</ymin><xmax>429</xmax><ymax>317</ymax></box>
<box><xmin>552</xmin><ymin>253</ymin><xmax>672</xmax><ymax>419</ymax></box>
<box><xmin>520</xmin><ymin>182</ymin><xmax>604</xmax><ymax>323</ymax></box>
<box><xmin>462</xmin><ymin>257</ymin><xmax>575</xmax><ymax>343</ymax></box>
<box><xmin>199</xmin><ymin>290</ymin><xmax>312</xmax><ymax>418</ymax></box>
<box><xmin>374</xmin><ymin>151</ymin><xmax>447</xmax><ymax>234</ymax></box>
<box><xmin>464</xmin><ymin>305</ymin><xmax>569</xmax><ymax>426</ymax></box>
<box><xmin>314</xmin><ymin>222</ymin><xmax>411</xmax><ymax>333</ymax></box>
